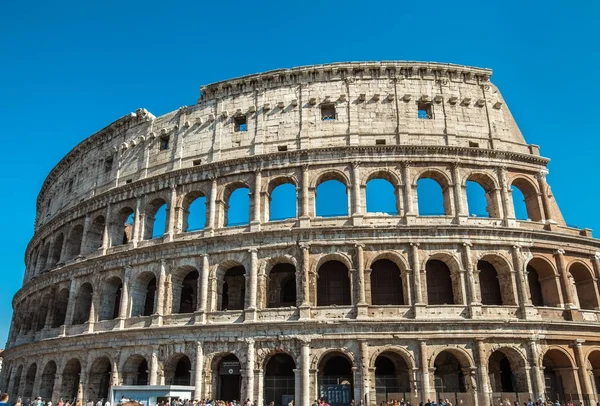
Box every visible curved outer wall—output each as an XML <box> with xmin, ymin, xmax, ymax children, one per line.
<box><xmin>3</xmin><ymin>61</ymin><xmax>600</xmax><ymax>406</ymax></box>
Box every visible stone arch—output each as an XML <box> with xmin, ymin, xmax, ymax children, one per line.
<box><xmin>314</xmin><ymin>170</ymin><xmax>350</xmax><ymax>218</ymax></box>
<box><xmin>39</xmin><ymin>360</ymin><xmax>57</xmax><ymax>400</ymax></box>
<box><xmin>37</xmin><ymin>241</ymin><xmax>50</xmax><ymax>274</ymax></box>
<box><xmin>10</xmin><ymin>364</ymin><xmax>23</xmax><ymax>401</ymax></box>
<box><xmin>207</xmin><ymin>352</ymin><xmax>242</xmax><ymax>402</ymax></box>
<box><xmin>313</xmin><ymin>252</ymin><xmax>354</xmax><ymax>275</ymax></box>
<box><xmin>316</xmin><ymin>350</ymin><xmax>355</xmax><ymax>401</ymax></box>
<box><xmin>23</xmin><ymin>362</ymin><xmax>37</xmax><ymax>399</ymax></box>
<box><xmin>424</xmin><ymin>252</ymin><xmax>463</xmax><ymax>305</ymax></box>
<box><xmin>215</xmin><ymin>261</ymin><xmax>246</xmax><ymax>311</ymax></box>
<box><xmin>51</xmin><ymin>288</ymin><xmax>70</xmax><ymax>328</ymax></box>
<box><xmin>263</xmin><ymin>352</ymin><xmax>297</xmax><ymax>406</ymax></box>
<box><xmin>121</xmin><ymin>354</ymin><xmax>149</xmax><ymax>385</ymax></box>
<box><xmin>311</xmin><ymin>348</ymin><xmax>356</xmax><ymax>371</ymax></box>
<box><xmin>87</xmin><ymin>356</ymin><xmax>112</xmax><ymax>402</ymax></box>
<box><xmin>310</xmin><ymin>169</ymin><xmax>351</xmax><ymax>189</ymax></box>
<box><xmin>84</xmin><ymin>215</ymin><xmax>105</xmax><ymax>254</ymax></box>
<box><xmin>266</xmin><ymin>260</ymin><xmax>297</xmax><ymax>308</ymax></box>
<box><xmin>541</xmin><ymin>347</ymin><xmax>579</xmax><ymax>398</ymax></box>
<box><xmin>586</xmin><ymin>349</ymin><xmax>600</xmax><ymax>397</ymax></box>
<box><xmin>171</xmin><ymin>265</ymin><xmax>199</xmax><ymax>314</ymax></box>
<box><xmin>99</xmin><ymin>276</ymin><xmax>123</xmax><ymax>320</ymax></box>
<box><xmin>130</xmin><ymin>271</ymin><xmax>158</xmax><ymax>317</ymax></box>
<box><xmin>429</xmin><ymin>346</ymin><xmax>475</xmax><ymax>370</ymax></box>
<box><xmin>364</xmin><ymin>169</ymin><xmax>402</xmax><ymax>216</ymax></box>
<box><xmin>72</xmin><ymin>282</ymin><xmax>93</xmax><ymax>325</ymax></box>
<box><xmin>368</xmin><ymin>346</ymin><xmax>416</xmax><ymax>371</ymax></box>
<box><xmin>362</xmin><ymin>168</ymin><xmax>402</xmax><ymax>187</ymax></box>
<box><xmin>430</xmin><ymin>347</ymin><xmax>475</xmax><ymax>393</ymax></box>
<box><xmin>143</xmin><ymin>196</ymin><xmax>169</xmax><ymax>240</ymax></box>
<box><xmin>181</xmin><ymin>190</ymin><xmax>208</xmax><ymax>232</ymax></box>
<box><xmin>366</xmin><ymin>251</ymin><xmax>410</xmax><ymax>272</ymax></box>
<box><xmin>35</xmin><ymin>293</ymin><xmax>52</xmax><ymax>331</ymax></box>
<box><xmin>110</xmin><ymin>205</ymin><xmax>135</xmax><ymax>246</ymax></box>
<box><xmin>265</xmin><ymin>176</ymin><xmax>298</xmax><ymax>222</ymax></box>
<box><xmin>464</xmin><ymin>171</ymin><xmax>501</xmax><ymax>218</ymax></box>
<box><xmin>478</xmin><ymin>253</ymin><xmax>517</xmax><ymax>306</ymax></box>
<box><xmin>219</xmin><ymin>181</ymin><xmax>251</xmax><ymax>228</ymax></box>
<box><xmin>65</xmin><ymin>223</ymin><xmax>84</xmax><ymax>260</ymax></box>
<box><xmin>316</xmin><ymin>259</ymin><xmax>352</xmax><ymax>306</ymax></box>
<box><xmin>525</xmin><ymin>256</ymin><xmax>562</xmax><ymax>307</ymax></box>
<box><xmin>415</xmin><ymin>169</ymin><xmax>453</xmax><ymax>216</ymax></box>
<box><xmin>49</xmin><ymin>233</ymin><xmax>64</xmax><ymax>267</ymax></box>
<box><xmin>567</xmin><ymin>261</ymin><xmax>599</xmax><ymax>310</ymax></box>
<box><xmin>59</xmin><ymin>358</ymin><xmax>82</xmax><ymax>401</ymax></box>
<box><xmin>510</xmin><ymin>176</ymin><xmax>543</xmax><ymax>221</ymax></box>
<box><xmin>370</xmin><ymin>258</ymin><xmax>405</xmax><ymax>305</ymax></box>
<box><xmin>486</xmin><ymin>346</ymin><xmax>529</xmax><ymax>393</ymax></box>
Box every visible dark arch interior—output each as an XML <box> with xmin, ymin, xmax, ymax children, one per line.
<box><xmin>374</xmin><ymin>353</ymin><xmax>411</xmax><ymax>403</ymax></box>
<box><xmin>478</xmin><ymin>260</ymin><xmax>502</xmax><ymax>305</ymax></box>
<box><xmin>143</xmin><ymin>277</ymin><xmax>157</xmax><ymax>316</ymax></box>
<box><xmin>370</xmin><ymin>259</ymin><xmax>404</xmax><ymax>305</ymax></box>
<box><xmin>173</xmin><ymin>356</ymin><xmax>191</xmax><ymax>385</ymax></box>
<box><xmin>320</xmin><ymin>354</ymin><xmax>354</xmax><ymax>406</ymax></box>
<box><xmin>264</xmin><ymin>354</ymin><xmax>296</xmax><ymax>406</ymax></box>
<box><xmin>179</xmin><ymin>270</ymin><xmax>199</xmax><ymax>314</ymax></box>
<box><xmin>317</xmin><ymin>260</ymin><xmax>351</xmax><ymax>306</ymax></box>
<box><xmin>221</xmin><ymin>266</ymin><xmax>245</xmax><ymax>311</ymax></box>
<box><xmin>527</xmin><ymin>266</ymin><xmax>544</xmax><ymax>307</ymax></box>
<box><xmin>488</xmin><ymin>351</ymin><xmax>516</xmax><ymax>392</ymax></box>
<box><xmin>218</xmin><ymin>354</ymin><xmax>241</xmax><ymax>402</ymax></box>
<box><xmin>268</xmin><ymin>263</ymin><xmax>297</xmax><ymax>308</ymax></box>
<box><xmin>434</xmin><ymin>352</ymin><xmax>465</xmax><ymax>393</ymax></box>
<box><xmin>426</xmin><ymin>260</ymin><xmax>454</xmax><ymax>305</ymax></box>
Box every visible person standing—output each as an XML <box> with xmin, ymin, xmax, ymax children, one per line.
<box><xmin>0</xmin><ymin>393</ymin><xmax>11</xmax><ymax>406</ymax></box>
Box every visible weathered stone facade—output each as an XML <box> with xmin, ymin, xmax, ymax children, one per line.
<box><xmin>2</xmin><ymin>61</ymin><xmax>600</xmax><ymax>406</ymax></box>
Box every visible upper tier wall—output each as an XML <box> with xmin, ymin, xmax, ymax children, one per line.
<box><xmin>36</xmin><ymin>62</ymin><xmax>528</xmax><ymax>229</ymax></box>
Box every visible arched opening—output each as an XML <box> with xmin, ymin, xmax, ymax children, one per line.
<box><xmin>316</xmin><ymin>179</ymin><xmax>348</xmax><ymax>217</ymax></box>
<box><xmin>568</xmin><ymin>263</ymin><xmax>599</xmax><ymax>310</ymax></box>
<box><xmin>111</xmin><ymin>207</ymin><xmax>135</xmax><ymax>246</ymax></box>
<box><xmin>466</xmin><ymin>181</ymin><xmax>489</xmax><ymax>217</ymax></box>
<box><xmin>318</xmin><ymin>353</ymin><xmax>354</xmax><ymax>406</ymax></box>
<box><xmin>36</xmin><ymin>295</ymin><xmax>51</xmax><ymax>331</ymax></box>
<box><xmin>417</xmin><ymin>173</ymin><xmax>451</xmax><ymax>216</ymax></box>
<box><xmin>60</xmin><ymin>359</ymin><xmax>81</xmax><ymax>401</ymax></box>
<box><xmin>100</xmin><ymin>276</ymin><xmax>122</xmax><ymax>320</ymax></box>
<box><xmin>24</xmin><ymin>363</ymin><xmax>37</xmax><ymax>399</ymax></box>
<box><xmin>183</xmin><ymin>192</ymin><xmax>207</xmax><ymax>232</ymax></box>
<box><xmin>269</xmin><ymin>183</ymin><xmax>297</xmax><ymax>221</ymax></box>
<box><xmin>226</xmin><ymin>187</ymin><xmax>251</xmax><ymax>227</ymax></box>
<box><xmin>366</xmin><ymin>178</ymin><xmax>398</xmax><ymax>215</ymax></box>
<box><xmin>433</xmin><ymin>351</ymin><xmax>466</xmax><ymax>393</ymax></box>
<box><xmin>177</xmin><ymin>270</ymin><xmax>199</xmax><ymax>314</ymax></box>
<box><xmin>511</xmin><ymin>178</ymin><xmax>542</xmax><ymax>221</ymax></box>
<box><xmin>214</xmin><ymin>354</ymin><xmax>241</xmax><ymax>401</ymax></box>
<box><xmin>65</xmin><ymin>224</ymin><xmax>84</xmax><ymax>260</ymax></box>
<box><xmin>219</xmin><ymin>266</ymin><xmax>246</xmax><ymax>311</ymax></box>
<box><xmin>49</xmin><ymin>233</ymin><xmax>64</xmax><ymax>267</ymax></box>
<box><xmin>478</xmin><ymin>260</ymin><xmax>503</xmax><ymax>305</ymax></box>
<box><xmin>264</xmin><ymin>353</ymin><xmax>296</xmax><ymax>406</ymax></box>
<box><xmin>543</xmin><ymin>350</ymin><xmax>578</xmax><ymax>400</ymax></box>
<box><xmin>374</xmin><ymin>352</ymin><xmax>410</xmax><ymax>404</ymax></box>
<box><xmin>10</xmin><ymin>365</ymin><xmax>22</xmax><ymax>402</ymax></box>
<box><xmin>267</xmin><ymin>263</ymin><xmax>297</xmax><ymax>308</ymax></box>
<box><xmin>370</xmin><ymin>259</ymin><xmax>404</xmax><ymax>305</ymax></box>
<box><xmin>144</xmin><ymin>198</ymin><xmax>168</xmax><ymax>240</ymax></box>
<box><xmin>39</xmin><ymin>361</ymin><xmax>57</xmax><ymax>400</ymax></box>
<box><xmin>488</xmin><ymin>351</ymin><xmax>516</xmax><ymax>392</ymax></box>
<box><xmin>588</xmin><ymin>350</ymin><xmax>600</xmax><ymax>397</ymax></box>
<box><xmin>72</xmin><ymin>283</ymin><xmax>93</xmax><ymax>325</ymax></box>
<box><xmin>527</xmin><ymin>258</ymin><xmax>561</xmax><ymax>307</ymax></box>
<box><xmin>122</xmin><ymin>355</ymin><xmax>149</xmax><ymax>385</ymax></box>
<box><xmin>51</xmin><ymin>288</ymin><xmax>70</xmax><ymax>328</ymax></box>
<box><xmin>426</xmin><ymin>259</ymin><xmax>455</xmax><ymax>305</ymax></box>
<box><xmin>131</xmin><ymin>272</ymin><xmax>157</xmax><ymax>317</ymax></box>
<box><xmin>165</xmin><ymin>354</ymin><xmax>191</xmax><ymax>386</ymax></box>
<box><xmin>87</xmin><ymin>357</ymin><xmax>112</xmax><ymax>402</ymax></box>
<box><xmin>84</xmin><ymin>215</ymin><xmax>105</xmax><ymax>254</ymax></box>
<box><xmin>317</xmin><ymin>260</ymin><xmax>351</xmax><ymax>306</ymax></box>
<box><xmin>37</xmin><ymin>243</ymin><xmax>50</xmax><ymax>274</ymax></box>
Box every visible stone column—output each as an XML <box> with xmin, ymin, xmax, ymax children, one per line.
<box><xmin>475</xmin><ymin>339</ymin><xmax>491</xmax><ymax>406</ymax></box>
<box><xmin>451</xmin><ymin>163</ymin><xmax>467</xmax><ymax>221</ymax></box>
<box><xmin>299</xmin><ymin>243</ymin><xmax>311</xmax><ymax>319</ymax></box>
<box><xmin>154</xmin><ymin>259</ymin><xmax>167</xmax><ymax>324</ymax></box>
<box><xmin>411</xmin><ymin>243</ymin><xmax>424</xmax><ymax>316</ymax></box>
<box><xmin>497</xmin><ymin>166</ymin><xmax>514</xmax><ymax>224</ymax></box>
<box><xmin>360</xmin><ymin>340</ymin><xmax>369</xmax><ymax>405</ymax></box>
<box><xmin>111</xmin><ymin>358</ymin><xmax>120</xmax><ymax>387</ymax></box>
<box><xmin>536</xmin><ymin>171</ymin><xmax>552</xmax><ymax>222</ymax></box>
<box><xmin>419</xmin><ymin>340</ymin><xmax>430</xmax><ymax>402</ymax></box>
<box><xmin>149</xmin><ymin>347</ymin><xmax>159</xmax><ymax>385</ymax></box>
<box><xmin>528</xmin><ymin>339</ymin><xmax>544</xmax><ymax>400</ymax></box>
<box><xmin>591</xmin><ymin>254</ymin><xmax>600</xmax><ymax>280</ymax></box>
<box><xmin>118</xmin><ymin>270</ymin><xmax>130</xmax><ymax>320</ymax></box>
<box><xmin>251</xmin><ymin>170</ymin><xmax>262</xmax><ymax>232</ymax></box>
<box><xmin>462</xmin><ymin>243</ymin><xmax>481</xmax><ymax>318</ymax></box>
<box><xmin>246</xmin><ymin>339</ymin><xmax>255</xmax><ymax>402</ymax></box>
<box><xmin>402</xmin><ymin>161</ymin><xmax>415</xmax><ymax>222</ymax></box>
<box><xmin>573</xmin><ymin>339</ymin><xmax>594</xmax><ymax>404</ymax></box>
<box><xmin>194</xmin><ymin>342</ymin><xmax>204</xmax><ymax>400</ymax></box>
<box><xmin>133</xmin><ymin>195</ymin><xmax>143</xmax><ymax>246</ymax></box>
<box><xmin>356</xmin><ymin>244</ymin><xmax>367</xmax><ymax>318</ymax></box>
<box><xmin>167</xmin><ymin>184</ymin><xmax>178</xmax><ymax>241</ymax></box>
<box><xmin>554</xmin><ymin>249</ymin><xmax>576</xmax><ymax>309</ymax></box>
<box><xmin>198</xmin><ymin>254</ymin><xmax>210</xmax><ymax>323</ymax></box>
<box><xmin>102</xmin><ymin>204</ymin><xmax>111</xmax><ymax>254</ymax></box>
<box><xmin>511</xmin><ymin>245</ymin><xmax>532</xmax><ymax>318</ymax></box>
<box><xmin>352</xmin><ymin>162</ymin><xmax>363</xmax><ymax>225</ymax></box>
<box><xmin>65</xmin><ymin>279</ymin><xmax>78</xmax><ymax>326</ymax></box>
<box><xmin>80</xmin><ymin>214</ymin><xmax>91</xmax><ymax>255</ymax></box>
<box><xmin>300</xmin><ymin>165</ymin><xmax>311</xmax><ymax>227</ymax></box>
<box><xmin>256</xmin><ymin>369</ymin><xmax>264</xmax><ymax>406</ymax></box>
<box><xmin>207</xmin><ymin>178</ymin><xmax>218</xmax><ymax>234</ymax></box>
<box><xmin>302</xmin><ymin>341</ymin><xmax>310</xmax><ymax>406</ymax></box>
<box><xmin>246</xmin><ymin>248</ymin><xmax>258</xmax><ymax>322</ymax></box>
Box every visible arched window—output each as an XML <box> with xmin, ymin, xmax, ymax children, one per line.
<box><xmin>374</xmin><ymin>352</ymin><xmax>410</xmax><ymax>401</ymax></box>
<box><xmin>264</xmin><ymin>353</ymin><xmax>296</xmax><ymax>406</ymax></box>
<box><xmin>416</xmin><ymin>176</ymin><xmax>448</xmax><ymax>216</ymax></box>
<box><xmin>366</xmin><ymin>178</ymin><xmax>398</xmax><ymax>215</ymax></box>
<box><xmin>144</xmin><ymin>198</ymin><xmax>168</xmax><ymax>239</ymax></box>
<box><xmin>488</xmin><ymin>351</ymin><xmax>517</xmax><ymax>392</ymax></box>
<box><xmin>65</xmin><ymin>224</ymin><xmax>84</xmax><ymax>259</ymax></box>
<box><xmin>319</xmin><ymin>353</ymin><xmax>353</xmax><ymax>403</ymax></box>
<box><xmin>122</xmin><ymin>355</ymin><xmax>149</xmax><ymax>386</ymax></box>
<box><xmin>172</xmin><ymin>268</ymin><xmax>199</xmax><ymax>314</ymax></box>
<box><xmin>317</xmin><ymin>260</ymin><xmax>351</xmax><ymax>306</ymax></box>
<box><xmin>543</xmin><ymin>350</ymin><xmax>578</xmax><ymax>400</ymax></box>
<box><xmin>100</xmin><ymin>277</ymin><xmax>122</xmax><ymax>320</ymax></box>
<box><xmin>39</xmin><ymin>361</ymin><xmax>57</xmax><ymax>400</ymax></box>
<box><xmin>370</xmin><ymin>259</ymin><xmax>404</xmax><ymax>305</ymax></box>
<box><xmin>511</xmin><ymin>178</ymin><xmax>542</xmax><ymax>221</ymax></box>
<box><xmin>466</xmin><ymin>181</ymin><xmax>489</xmax><ymax>217</ymax></box>
<box><xmin>527</xmin><ymin>267</ymin><xmax>544</xmax><ymax>307</ymax></box>
<box><xmin>426</xmin><ymin>260</ymin><xmax>454</xmax><ymax>305</ymax></box>
<box><xmin>51</xmin><ymin>288</ymin><xmax>69</xmax><ymax>328</ymax></box>
<box><xmin>219</xmin><ymin>266</ymin><xmax>246</xmax><ymax>311</ymax></box>
<box><xmin>84</xmin><ymin>215</ymin><xmax>105</xmax><ymax>254</ymax></box>
<box><xmin>569</xmin><ymin>263</ymin><xmax>599</xmax><ymax>310</ymax></box>
<box><xmin>24</xmin><ymin>364</ymin><xmax>37</xmax><ymax>399</ymax></box>
<box><xmin>316</xmin><ymin>179</ymin><xmax>348</xmax><ymax>217</ymax></box>
<box><xmin>527</xmin><ymin>258</ymin><xmax>561</xmax><ymax>307</ymax></box>
<box><xmin>267</xmin><ymin>263</ymin><xmax>296</xmax><ymax>308</ymax></box>
<box><xmin>478</xmin><ymin>260</ymin><xmax>502</xmax><ymax>305</ymax></box>
<box><xmin>87</xmin><ymin>357</ymin><xmax>111</xmax><ymax>402</ymax></box>
<box><xmin>49</xmin><ymin>233</ymin><xmax>64</xmax><ymax>267</ymax></box>
<box><xmin>183</xmin><ymin>192</ymin><xmax>207</xmax><ymax>232</ymax></box>
<box><xmin>166</xmin><ymin>355</ymin><xmax>191</xmax><ymax>386</ymax></box>
<box><xmin>36</xmin><ymin>296</ymin><xmax>50</xmax><ymax>331</ymax></box>
<box><xmin>111</xmin><ymin>207</ymin><xmax>135</xmax><ymax>246</ymax></box>
<box><xmin>433</xmin><ymin>352</ymin><xmax>465</xmax><ymax>393</ymax></box>
<box><xmin>227</xmin><ymin>187</ymin><xmax>250</xmax><ymax>226</ymax></box>
<box><xmin>72</xmin><ymin>283</ymin><xmax>93</xmax><ymax>325</ymax></box>
<box><xmin>60</xmin><ymin>359</ymin><xmax>81</xmax><ymax>401</ymax></box>
<box><xmin>269</xmin><ymin>183</ymin><xmax>297</xmax><ymax>221</ymax></box>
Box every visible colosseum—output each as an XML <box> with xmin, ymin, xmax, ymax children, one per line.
<box><xmin>2</xmin><ymin>61</ymin><xmax>600</xmax><ymax>406</ymax></box>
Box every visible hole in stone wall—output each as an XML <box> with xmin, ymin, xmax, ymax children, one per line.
<box><xmin>417</xmin><ymin>102</ymin><xmax>433</xmax><ymax>119</ymax></box>
<box><xmin>321</xmin><ymin>103</ymin><xmax>336</xmax><ymax>121</ymax></box>
<box><xmin>159</xmin><ymin>135</ymin><xmax>170</xmax><ymax>150</ymax></box>
<box><xmin>234</xmin><ymin>116</ymin><xmax>247</xmax><ymax>132</ymax></box>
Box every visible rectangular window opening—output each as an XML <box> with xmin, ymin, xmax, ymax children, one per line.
<box><xmin>321</xmin><ymin>104</ymin><xmax>336</xmax><ymax>121</ymax></box>
<box><xmin>375</xmin><ymin>139</ymin><xmax>386</xmax><ymax>145</ymax></box>
<box><xmin>104</xmin><ymin>157</ymin><xmax>113</xmax><ymax>174</ymax></box>
<box><xmin>126</xmin><ymin>179</ymin><xmax>132</xmax><ymax>184</ymax></box>
<box><xmin>278</xmin><ymin>145</ymin><xmax>288</xmax><ymax>152</ymax></box>
<box><xmin>234</xmin><ymin>116</ymin><xmax>247</xmax><ymax>132</ymax></box>
<box><xmin>159</xmin><ymin>135</ymin><xmax>170</xmax><ymax>150</ymax></box>
<box><xmin>469</xmin><ymin>141</ymin><xmax>479</xmax><ymax>148</ymax></box>
<box><xmin>417</xmin><ymin>102</ymin><xmax>433</xmax><ymax>119</ymax></box>
<box><xmin>193</xmin><ymin>159</ymin><xmax>202</xmax><ymax>166</ymax></box>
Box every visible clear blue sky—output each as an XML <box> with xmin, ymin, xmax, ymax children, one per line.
<box><xmin>1</xmin><ymin>0</ymin><xmax>599</xmax><ymax>346</ymax></box>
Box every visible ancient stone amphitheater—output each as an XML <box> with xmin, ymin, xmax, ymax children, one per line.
<box><xmin>2</xmin><ymin>61</ymin><xmax>600</xmax><ymax>406</ymax></box>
